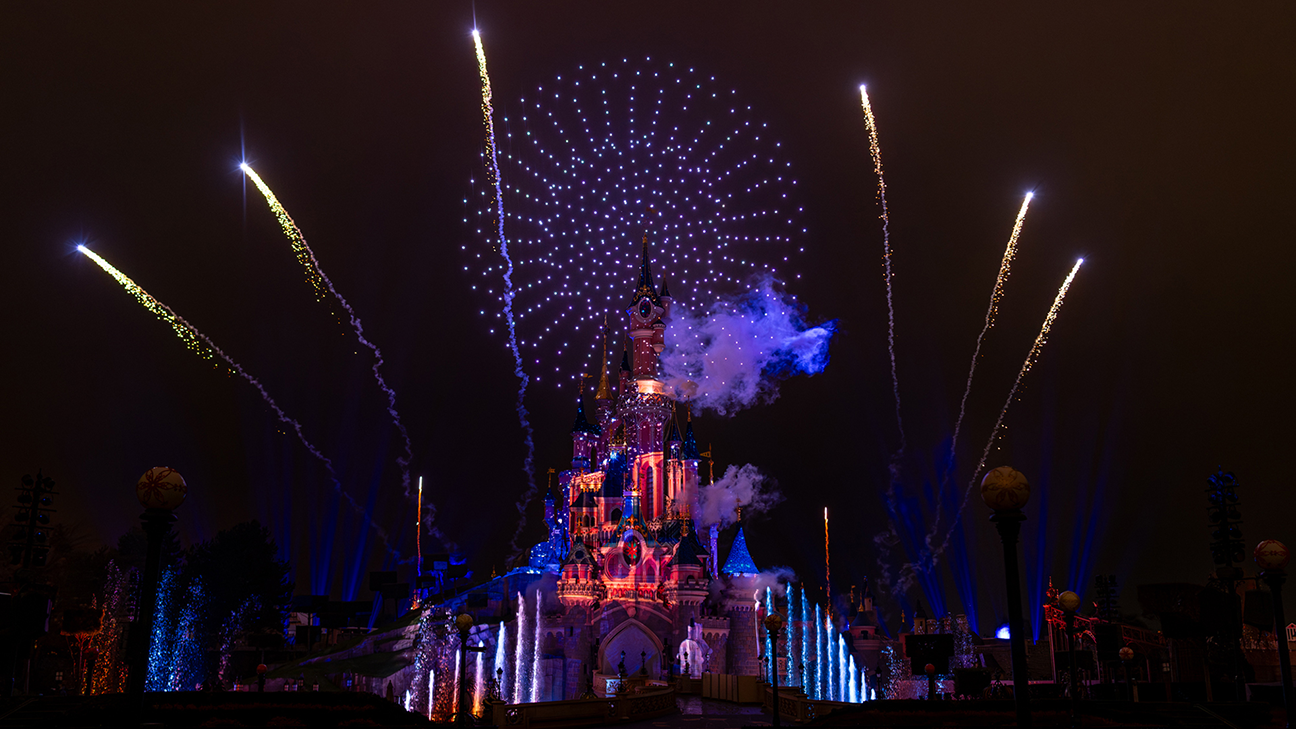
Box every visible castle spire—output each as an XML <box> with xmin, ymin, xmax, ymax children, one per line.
<box><xmin>638</xmin><ymin>234</ymin><xmax>655</xmax><ymax>291</ymax></box>
<box><xmin>570</xmin><ymin>374</ymin><xmax>599</xmax><ymax>435</ymax></box>
<box><xmin>629</xmin><ymin>234</ymin><xmax>660</xmax><ymax>306</ymax></box>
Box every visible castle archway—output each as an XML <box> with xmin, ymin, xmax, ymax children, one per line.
<box><xmin>598</xmin><ymin>618</ymin><xmax>663</xmax><ymax>679</ymax></box>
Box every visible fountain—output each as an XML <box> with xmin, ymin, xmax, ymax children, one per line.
<box><xmin>426</xmin><ymin>668</ymin><xmax>435</xmax><ymax>721</ymax></box>
<box><xmin>531</xmin><ymin>589</ymin><xmax>542</xmax><ymax>702</ymax></box>
<box><xmin>513</xmin><ymin>592</ymin><xmax>527</xmax><ymax>703</ymax></box>
<box><xmin>813</xmin><ymin>603</ymin><xmax>824</xmax><ymax>699</ymax></box>
<box><xmin>848</xmin><ymin>653</ymin><xmax>858</xmax><ymax>702</ymax></box>
<box><xmin>474</xmin><ymin>642</ymin><xmax>485</xmax><ymax>713</ymax></box>
<box><xmin>494</xmin><ymin>621</ymin><xmax>507</xmax><ymax>699</ymax></box>
<box><xmin>837</xmin><ymin>633</ymin><xmax>846</xmax><ymax>702</ymax></box>
<box><xmin>826</xmin><ymin>612</ymin><xmax>835</xmax><ymax>700</ymax></box>
<box><xmin>764</xmin><ymin>587</ymin><xmax>776</xmax><ymax>682</ymax></box>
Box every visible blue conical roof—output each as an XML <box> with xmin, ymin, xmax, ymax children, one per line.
<box><xmin>721</xmin><ymin>527</ymin><xmax>758</xmax><ymax>576</ymax></box>
<box><xmin>683</xmin><ymin>419</ymin><xmax>700</xmax><ymax>460</ymax></box>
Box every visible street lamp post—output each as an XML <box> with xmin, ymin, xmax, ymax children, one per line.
<box><xmin>1119</xmin><ymin>646</ymin><xmax>1135</xmax><ymax>703</ymax></box>
<box><xmin>126</xmin><ymin>467</ymin><xmax>187</xmax><ymax>711</ymax></box>
<box><xmin>1256</xmin><ymin>540</ymin><xmax>1293</xmax><ymax>729</ymax></box>
<box><xmin>982</xmin><ymin>466</ymin><xmax>1032</xmax><ymax>729</ymax></box>
<box><xmin>764</xmin><ymin>612</ymin><xmax>785</xmax><ymax>728</ymax></box>
<box><xmin>1058</xmin><ymin>590</ymin><xmax>1082</xmax><ymax>729</ymax></box>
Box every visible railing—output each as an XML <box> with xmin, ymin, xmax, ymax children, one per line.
<box><xmin>761</xmin><ymin>684</ymin><xmax>856</xmax><ymax>724</ymax></box>
<box><xmin>487</xmin><ymin>687</ymin><xmax>677</xmax><ymax>728</ymax></box>
<box><xmin>701</xmin><ymin>673</ymin><xmax>761</xmax><ymax>703</ymax></box>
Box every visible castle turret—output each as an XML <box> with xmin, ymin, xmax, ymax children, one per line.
<box><xmin>570</xmin><ymin>391</ymin><xmax>601</xmax><ymax>471</ymax></box>
<box><xmin>622</xmin><ymin>237</ymin><xmax>675</xmax><ymax>522</ymax></box>
<box><xmin>720</xmin><ymin>521</ymin><xmax>763</xmax><ymax>676</ymax></box>
<box><xmin>626</xmin><ymin>236</ymin><xmax>670</xmax><ymax>382</ymax></box>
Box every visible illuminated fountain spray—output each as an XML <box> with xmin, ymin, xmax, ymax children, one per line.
<box><xmin>764</xmin><ymin>587</ymin><xmax>776</xmax><ymax>681</ymax></box>
<box><xmin>432</xmin><ymin>669</ymin><xmax>443</xmax><ymax>721</ymax></box>
<box><xmin>530</xmin><ymin>589</ymin><xmax>542</xmax><ymax>702</ymax></box>
<box><xmin>512</xmin><ymin>593</ymin><xmax>527</xmax><ymax>703</ymax></box>
<box><xmin>814</xmin><ymin>603</ymin><xmax>824</xmax><ymax>699</ymax></box>
<box><xmin>452</xmin><ymin>645</ymin><xmax>461</xmax><ymax>715</ymax></box>
<box><xmin>837</xmin><ymin>633</ymin><xmax>847</xmax><ymax>703</ymax></box>
<box><xmin>790</xmin><ymin>584</ymin><xmax>803</xmax><ymax>689</ymax></box>
<box><xmin>473</xmin><ymin>642</ymin><xmax>485</xmax><ymax>714</ymax></box>
<box><xmin>494</xmin><ymin>622</ymin><xmax>507</xmax><ymax>702</ymax></box>
<box><xmin>848</xmin><ymin>653</ymin><xmax>858</xmax><ymax>703</ymax></box>
<box><xmin>800</xmin><ymin>586</ymin><xmax>811</xmax><ymax>695</ymax></box>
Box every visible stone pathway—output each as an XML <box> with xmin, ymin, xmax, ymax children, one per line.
<box><xmin>625</xmin><ymin>695</ymin><xmax>771</xmax><ymax>728</ymax></box>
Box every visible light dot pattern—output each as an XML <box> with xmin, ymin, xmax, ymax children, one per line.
<box><xmin>462</xmin><ymin>57</ymin><xmax>806</xmax><ymax>388</ymax></box>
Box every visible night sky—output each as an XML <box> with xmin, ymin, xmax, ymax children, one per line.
<box><xmin>4</xmin><ymin>3</ymin><xmax>1294</xmax><ymax>634</ymax></box>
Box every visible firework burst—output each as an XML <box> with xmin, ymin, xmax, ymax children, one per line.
<box><xmin>464</xmin><ymin>56</ymin><xmax>806</xmax><ymax>388</ymax></box>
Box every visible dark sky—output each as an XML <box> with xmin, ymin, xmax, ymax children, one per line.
<box><xmin>4</xmin><ymin>3</ymin><xmax>1294</xmax><ymax>633</ymax></box>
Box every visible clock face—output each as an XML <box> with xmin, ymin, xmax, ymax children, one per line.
<box><xmin>638</xmin><ymin>299</ymin><xmax>653</xmax><ymax>319</ymax></box>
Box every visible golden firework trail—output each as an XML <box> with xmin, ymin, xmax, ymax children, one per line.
<box><xmin>933</xmin><ymin>192</ymin><xmax>1034</xmax><ymax>532</ymax></box>
<box><xmin>473</xmin><ymin>28</ymin><xmax>539</xmax><ymax>554</ymax></box>
<box><xmin>931</xmin><ymin>257</ymin><xmax>1085</xmax><ymax>561</ymax></box>
<box><xmin>239</xmin><ymin>164</ymin><xmax>330</xmax><ymax>305</ymax></box>
<box><xmin>239</xmin><ymin>164</ymin><xmax>427</xmax><ymax>533</ymax></box>
<box><xmin>77</xmin><ymin>244</ymin><xmax>406</xmax><ymax>561</ymax></box>
<box><xmin>860</xmin><ymin>85</ymin><xmax>904</xmax><ymax>453</ymax></box>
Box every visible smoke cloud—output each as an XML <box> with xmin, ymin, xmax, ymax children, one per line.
<box><xmin>696</xmin><ymin>464</ymin><xmax>784</xmax><ymax>529</ymax></box>
<box><xmin>663</xmin><ymin>276</ymin><xmax>836</xmax><ymax>416</ymax></box>
<box><xmin>750</xmin><ymin>567</ymin><xmax>798</xmax><ymax>599</ymax></box>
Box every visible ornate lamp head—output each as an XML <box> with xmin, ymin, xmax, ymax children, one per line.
<box><xmin>1255</xmin><ymin>540</ymin><xmax>1290</xmax><ymax>572</ymax></box>
<box><xmin>980</xmin><ymin>466</ymin><xmax>1030</xmax><ymax>512</ymax></box>
<box><xmin>1058</xmin><ymin>590</ymin><xmax>1081</xmax><ymax>613</ymax></box>
<box><xmin>763</xmin><ymin>612</ymin><xmax>785</xmax><ymax>633</ymax></box>
<box><xmin>455</xmin><ymin>613</ymin><xmax>475</xmax><ymax>632</ymax></box>
<box><xmin>136</xmin><ymin>467</ymin><xmax>187</xmax><ymax>510</ymax></box>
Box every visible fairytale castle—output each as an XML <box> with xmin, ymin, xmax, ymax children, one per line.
<box><xmin>522</xmin><ymin>239</ymin><xmax>768</xmax><ymax>696</ymax></box>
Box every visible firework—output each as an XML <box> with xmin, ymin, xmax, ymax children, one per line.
<box><xmin>823</xmin><ymin>507</ymin><xmax>831</xmax><ymax>604</ymax></box>
<box><xmin>932</xmin><ymin>258</ymin><xmax>1086</xmax><ymax>559</ymax></box>
<box><xmin>936</xmin><ymin>192</ymin><xmax>1034</xmax><ymax>529</ymax></box>
<box><xmin>239</xmin><ymin>164</ymin><xmax>421</xmax><ymax>522</ymax></box>
<box><xmin>77</xmin><ymin>245</ymin><xmax>404</xmax><ymax>560</ymax></box>
<box><xmin>472</xmin><ymin>29</ymin><xmax>539</xmax><ymax>553</ymax></box>
<box><xmin>860</xmin><ymin>85</ymin><xmax>904</xmax><ymax>452</ymax></box>
<box><xmin>464</xmin><ymin>56</ymin><xmax>806</xmax><ymax>387</ymax></box>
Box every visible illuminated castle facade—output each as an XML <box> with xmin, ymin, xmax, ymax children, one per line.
<box><xmin>526</xmin><ymin>240</ymin><xmax>764</xmax><ymax>696</ymax></box>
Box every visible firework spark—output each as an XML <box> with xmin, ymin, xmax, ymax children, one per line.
<box><xmin>77</xmin><ymin>244</ymin><xmax>405</xmax><ymax>561</ymax></box>
<box><xmin>473</xmin><ymin>29</ymin><xmax>538</xmax><ymax>553</ymax></box>
<box><xmin>239</xmin><ymin>163</ymin><xmax>425</xmax><ymax>528</ymax></box>
<box><xmin>824</xmin><ymin>507</ymin><xmax>831</xmax><ymax>604</ymax></box>
<box><xmin>861</xmin><ymin>85</ymin><xmax>910</xmax><ymax>600</ymax></box>
<box><xmin>931</xmin><ymin>257</ymin><xmax>1086</xmax><ymax>560</ymax></box>
<box><xmin>934</xmin><ymin>192</ymin><xmax>1034</xmax><ymax>531</ymax></box>
<box><xmin>860</xmin><ymin>85</ymin><xmax>904</xmax><ymax>454</ymax></box>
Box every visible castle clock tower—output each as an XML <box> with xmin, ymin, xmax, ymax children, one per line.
<box><xmin>622</xmin><ymin>236</ymin><xmax>675</xmax><ymax>522</ymax></box>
